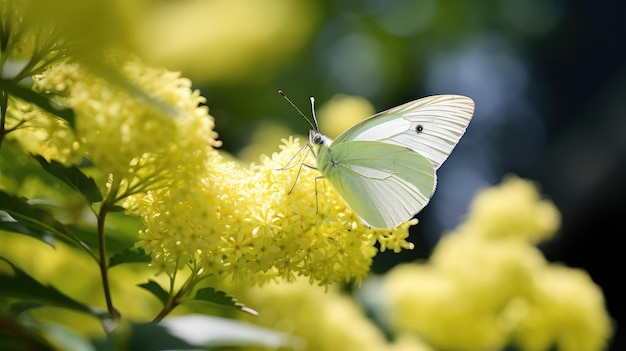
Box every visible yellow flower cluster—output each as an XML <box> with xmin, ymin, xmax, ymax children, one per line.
<box><xmin>461</xmin><ymin>175</ymin><xmax>561</xmax><ymax>243</ymax></box>
<box><xmin>130</xmin><ymin>136</ymin><xmax>415</xmax><ymax>285</ymax></box>
<box><xmin>233</xmin><ymin>279</ymin><xmax>390</xmax><ymax>351</ymax></box>
<box><xmin>384</xmin><ymin>176</ymin><xmax>612</xmax><ymax>351</ymax></box>
<box><xmin>183</xmin><ymin>277</ymin><xmax>439</xmax><ymax>351</ymax></box>
<box><xmin>32</xmin><ymin>56</ymin><xmax>220</xmax><ymax>183</ymax></box>
<box><xmin>7</xmin><ymin>98</ymin><xmax>82</xmax><ymax>165</ymax></box>
<box><xmin>316</xmin><ymin>94</ymin><xmax>375</xmax><ymax>138</ymax></box>
<box><xmin>9</xmin><ymin>50</ymin><xmax>415</xmax><ymax>286</ymax></box>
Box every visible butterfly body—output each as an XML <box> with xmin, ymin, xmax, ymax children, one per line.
<box><xmin>306</xmin><ymin>94</ymin><xmax>475</xmax><ymax>229</ymax></box>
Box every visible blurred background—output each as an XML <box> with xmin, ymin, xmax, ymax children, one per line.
<box><xmin>46</xmin><ymin>0</ymin><xmax>625</xmax><ymax>348</ymax></box>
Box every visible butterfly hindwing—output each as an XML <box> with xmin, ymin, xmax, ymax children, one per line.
<box><xmin>317</xmin><ymin>140</ymin><xmax>436</xmax><ymax>228</ymax></box>
<box><xmin>333</xmin><ymin>95</ymin><xmax>474</xmax><ymax>170</ymax></box>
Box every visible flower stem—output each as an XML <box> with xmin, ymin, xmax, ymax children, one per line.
<box><xmin>96</xmin><ymin>202</ymin><xmax>119</xmax><ymax>322</ymax></box>
<box><xmin>96</xmin><ymin>177</ymin><xmax>122</xmax><ymax>323</ymax></box>
<box><xmin>0</xmin><ymin>90</ymin><xmax>8</xmax><ymax>150</ymax></box>
<box><xmin>152</xmin><ymin>287</ymin><xmax>185</xmax><ymax>323</ymax></box>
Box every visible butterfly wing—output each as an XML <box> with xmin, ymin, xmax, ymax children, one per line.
<box><xmin>317</xmin><ymin>140</ymin><xmax>436</xmax><ymax>229</ymax></box>
<box><xmin>333</xmin><ymin>95</ymin><xmax>474</xmax><ymax>170</ymax></box>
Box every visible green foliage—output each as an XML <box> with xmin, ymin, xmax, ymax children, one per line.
<box><xmin>32</xmin><ymin>156</ymin><xmax>102</xmax><ymax>203</ymax></box>
<box><xmin>137</xmin><ymin>281</ymin><xmax>169</xmax><ymax>306</ymax></box>
<box><xmin>0</xmin><ymin>7</ymin><xmax>279</xmax><ymax>348</ymax></box>
<box><xmin>0</xmin><ymin>257</ymin><xmax>109</xmax><ymax>320</ymax></box>
<box><xmin>191</xmin><ymin>287</ymin><xmax>258</xmax><ymax>316</ymax></box>
<box><xmin>0</xmin><ymin>209</ymin><xmax>56</xmax><ymax>247</ymax></box>
<box><xmin>0</xmin><ymin>190</ymin><xmax>89</xmax><ymax>251</ymax></box>
<box><xmin>108</xmin><ymin>247</ymin><xmax>151</xmax><ymax>268</ymax></box>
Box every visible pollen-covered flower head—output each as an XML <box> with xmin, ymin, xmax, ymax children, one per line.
<box><xmin>130</xmin><ymin>137</ymin><xmax>416</xmax><ymax>286</ymax></box>
<box><xmin>5</xmin><ymin>98</ymin><xmax>82</xmax><ymax>165</ymax></box>
<box><xmin>33</xmin><ymin>55</ymin><xmax>220</xmax><ymax>183</ymax></box>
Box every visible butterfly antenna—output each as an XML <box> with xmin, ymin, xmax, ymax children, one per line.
<box><xmin>309</xmin><ymin>96</ymin><xmax>320</xmax><ymax>131</ymax></box>
<box><xmin>278</xmin><ymin>90</ymin><xmax>318</xmax><ymax>131</ymax></box>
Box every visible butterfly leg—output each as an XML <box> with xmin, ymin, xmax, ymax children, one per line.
<box><xmin>274</xmin><ymin>144</ymin><xmax>309</xmax><ymax>171</ymax></box>
<box><xmin>284</xmin><ymin>144</ymin><xmax>318</xmax><ymax>195</ymax></box>
<box><xmin>288</xmin><ymin>160</ymin><xmax>318</xmax><ymax>195</ymax></box>
<box><xmin>313</xmin><ymin>175</ymin><xmax>325</xmax><ymax>214</ymax></box>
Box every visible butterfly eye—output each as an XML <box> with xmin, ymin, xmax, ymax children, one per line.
<box><xmin>415</xmin><ymin>124</ymin><xmax>424</xmax><ymax>133</ymax></box>
<box><xmin>313</xmin><ymin>134</ymin><xmax>323</xmax><ymax>144</ymax></box>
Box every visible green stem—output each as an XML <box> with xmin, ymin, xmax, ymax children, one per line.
<box><xmin>151</xmin><ymin>268</ymin><xmax>214</xmax><ymax>323</ymax></box>
<box><xmin>152</xmin><ymin>287</ymin><xmax>185</xmax><ymax>323</ymax></box>
<box><xmin>96</xmin><ymin>202</ymin><xmax>118</xmax><ymax>321</ymax></box>
<box><xmin>95</xmin><ymin>177</ymin><xmax>122</xmax><ymax>321</ymax></box>
<box><xmin>0</xmin><ymin>90</ymin><xmax>8</xmax><ymax>150</ymax></box>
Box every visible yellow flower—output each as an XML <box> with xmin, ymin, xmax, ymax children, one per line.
<box><xmin>30</xmin><ymin>54</ymin><xmax>221</xmax><ymax>205</ymax></box>
<box><xmin>461</xmin><ymin>175</ymin><xmax>561</xmax><ymax>244</ymax></box>
<box><xmin>130</xmin><ymin>137</ymin><xmax>415</xmax><ymax>286</ymax></box>
<box><xmin>34</xmin><ymin>56</ymin><xmax>219</xmax><ymax>180</ymax></box>
<box><xmin>514</xmin><ymin>265</ymin><xmax>612</xmax><ymax>351</ymax></box>
<box><xmin>387</xmin><ymin>334</ymin><xmax>434</xmax><ymax>351</ymax></box>
<box><xmin>6</xmin><ymin>98</ymin><xmax>82</xmax><ymax>165</ymax></box>
<box><xmin>231</xmin><ymin>278</ymin><xmax>390</xmax><ymax>351</ymax></box>
<box><xmin>431</xmin><ymin>233</ymin><xmax>546</xmax><ymax>311</ymax></box>
<box><xmin>385</xmin><ymin>259</ymin><xmax>525</xmax><ymax>351</ymax></box>
<box><xmin>317</xmin><ymin>94</ymin><xmax>375</xmax><ymax>138</ymax></box>
<box><xmin>119</xmin><ymin>0</ymin><xmax>319</xmax><ymax>82</ymax></box>
<box><xmin>383</xmin><ymin>177</ymin><xmax>612</xmax><ymax>351</ymax></box>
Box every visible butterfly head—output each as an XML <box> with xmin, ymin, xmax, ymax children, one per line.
<box><xmin>309</xmin><ymin>130</ymin><xmax>331</xmax><ymax>147</ymax></box>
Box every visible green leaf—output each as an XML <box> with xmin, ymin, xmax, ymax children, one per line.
<box><xmin>0</xmin><ymin>78</ymin><xmax>75</xmax><ymax>128</ymax></box>
<box><xmin>0</xmin><ymin>211</ymin><xmax>56</xmax><ymax>247</ymax></box>
<box><xmin>138</xmin><ymin>280</ymin><xmax>169</xmax><ymax>306</ymax></box>
<box><xmin>95</xmin><ymin>321</ymin><xmax>199</xmax><ymax>351</ymax></box>
<box><xmin>0</xmin><ymin>257</ymin><xmax>110</xmax><ymax>320</ymax></box>
<box><xmin>0</xmin><ymin>191</ymin><xmax>90</xmax><ymax>252</ymax></box>
<box><xmin>8</xmin><ymin>301</ymin><xmax>46</xmax><ymax>316</ymax></box>
<box><xmin>124</xmin><ymin>322</ymin><xmax>196</xmax><ymax>351</ymax></box>
<box><xmin>108</xmin><ymin>247</ymin><xmax>151</xmax><ymax>268</ymax></box>
<box><xmin>190</xmin><ymin>287</ymin><xmax>258</xmax><ymax>316</ymax></box>
<box><xmin>33</xmin><ymin>155</ymin><xmax>103</xmax><ymax>203</ymax></box>
<box><xmin>106</xmin><ymin>205</ymin><xmax>126</xmax><ymax>213</ymax></box>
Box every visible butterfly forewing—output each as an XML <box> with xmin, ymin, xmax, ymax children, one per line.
<box><xmin>333</xmin><ymin>95</ymin><xmax>474</xmax><ymax>170</ymax></box>
<box><xmin>317</xmin><ymin>140</ymin><xmax>436</xmax><ymax>228</ymax></box>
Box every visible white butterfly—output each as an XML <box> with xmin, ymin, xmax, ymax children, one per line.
<box><xmin>286</xmin><ymin>93</ymin><xmax>475</xmax><ymax>229</ymax></box>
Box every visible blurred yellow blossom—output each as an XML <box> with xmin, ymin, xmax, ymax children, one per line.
<box><xmin>385</xmin><ymin>262</ymin><xmax>515</xmax><ymax>350</ymax></box>
<box><xmin>430</xmin><ymin>234</ymin><xmax>546</xmax><ymax>311</ymax></box>
<box><xmin>11</xmin><ymin>0</ymin><xmax>318</xmax><ymax>83</ymax></box>
<box><xmin>118</xmin><ymin>0</ymin><xmax>319</xmax><ymax>82</ymax></box>
<box><xmin>461</xmin><ymin>175</ymin><xmax>561</xmax><ymax>243</ymax></box>
<box><xmin>236</xmin><ymin>122</ymin><xmax>295</xmax><ymax>164</ymax></box>
<box><xmin>317</xmin><ymin>94</ymin><xmax>375</xmax><ymax>138</ymax></box>
<box><xmin>384</xmin><ymin>176</ymin><xmax>612</xmax><ymax>351</ymax></box>
<box><xmin>387</xmin><ymin>334</ymin><xmax>434</xmax><ymax>351</ymax></box>
<box><xmin>514</xmin><ymin>265</ymin><xmax>612</xmax><ymax>351</ymax></box>
<box><xmin>231</xmin><ymin>278</ymin><xmax>391</xmax><ymax>351</ymax></box>
<box><xmin>6</xmin><ymin>98</ymin><xmax>82</xmax><ymax>165</ymax></box>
